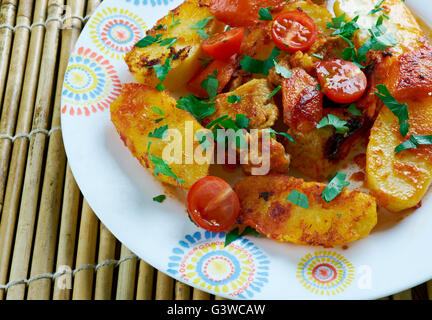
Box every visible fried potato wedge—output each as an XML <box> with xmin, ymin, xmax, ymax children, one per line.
<box><xmin>111</xmin><ymin>84</ymin><xmax>210</xmax><ymax>189</ymax></box>
<box><xmin>125</xmin><ymin>0</ymin><xmax>224</xmax><ymax>91</ymax></box>
<box><xmin>367</xmin><ymin>98</ymin><xmax>432</xmax><ymax>212</ymax></box>
<box><xmin>335</xmin><ymin>0</ymin><xmax>427</xmax><ymax>54</ymax></box>
<box><xmin>235</xmin><ymin>175</ymin><xmax>377</xmax><ymax>246</ymax></box>
<box><xmin>206</xmin><ymin>79</ymin><xmax>279</xmax><ymax>129</ymax></box>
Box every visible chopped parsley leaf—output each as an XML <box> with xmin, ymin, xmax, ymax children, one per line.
<box><xmin>258</xmin><ymin>7</ymin><xmax>273</xmax><ymax>21</ymax></box>
<box><xmin>375</xmin><ymin>84</ymin><xmax>409</xmax><ymax>137</ymax></box>
<box><xmin>224</xmin><ymin>227</ymin><xmax>260</xmax><ymax>247</ymax></box>
<box><xmin>176</xmin><ymin>95</ymin><xmax>216</xmax><ymax>123</ymax></box>
<box><xmin>201</xmin><ymin>70</ymin><xmax>219</xmax><ymax>99</ymax></box>
<box><xmin>395</xmin><ymin>135</ymin><xmax>432</xmax><ymax>154</ymax></box>
<box><xmin>274</xmin><ymin>60</ymin><xmax>292</xmax><ymax>79</ymax></box>
<box><xmin>148</xmin><ymin>125</ymin><xmax>168</xmax><ymax>139</ymax></box>
<box><xmin>317</xmin><ymin>114</ymin><xmax>349</xmax><ymax>134</ymax></box>
<box><xmin>153</xmin><ymin>195</ymin><xmax>166</xmax><ymax>203</ymax></box>
<box><xmin>228</xmin><ymin>95</ymin><xmax>242</xmax><ymax>104</ymax></box>
<box><xmin>322</xmin><ymin>172</ymin><xmax>350</xmax><ymax>203</ymax></box>
<box><xmin>287</xmin><ymin>190</ymin><xmax>309</xmax><ymax>209</ymax></box>
<box><xmin>240</xmin><ymin>47</ymin><xmax>280</xmax><ymax>76</ymax></box>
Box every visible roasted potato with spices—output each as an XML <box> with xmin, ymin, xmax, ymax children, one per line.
<box><xmin>234</xmin><ymin>175</ymin><xmax>377</xmax><ymax>247</ymax></box>
<box><xmin>367</xmin><ymin>98</ymin><xmax>432</xmax><ymax>212</ymax></box>
<box><xmin>111</xmin><ymin>84</ymin><xmax>210</xmax><ymax>189</ymax></box>
<box><xmin>125</xmin><ymin>0</ymin><xmax>224</xmax><ymax>91</ymax></box>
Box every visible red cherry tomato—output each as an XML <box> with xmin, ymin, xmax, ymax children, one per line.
<box><xmin>202</xmin><ymin>27</ymin><xmax>244</xmax><ymax>61</ymax></box>
<box><xmin>271</xmin><ymin>11</ymin><xmax>318</xmax><ymax>53</ymax></box>
<box><xmin>187</xmin><ymin>56</ymin><xmax>236</xmax><ymax>98</ymax></box>
<box><xmin>316</xmin><ymin>59</ymin><xmax>368</xmax><ymax>104</ymax></box>
<box><xmin>187</xmin><ymin>176</ymin><xmax>240</xmax><ymax>232</ymax></box>
<box><xmin>210</xmin><ymin>0</ymin><xmax>286</xmax><ymax>27</ymax></box>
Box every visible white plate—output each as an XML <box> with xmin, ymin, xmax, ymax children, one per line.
<box><xmin>61</xmin><ymin>0</ymin><xmax>432</xmax><ymax>299</ymax></box>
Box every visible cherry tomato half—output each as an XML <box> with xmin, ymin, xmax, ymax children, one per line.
<box><xmin>187</xmin><ymin>176</ymin><xmax>240</xmax><ymax>232</ymax></box>
<box><xmin>271</xmin><ymin>11</ymin><xmax>318</xmax><ymax>53</ymax></box>
<box><xmin>187</xmin><ymin>56</ymin><xmax>236</xmax><ymax>98</ymax></box>
<box><xmin>202</xmin><ymin>27</ymin><xmax>244</xmax><ymax>61</ymax></box>
<box><xmin>316</xmin><ymin>59</ymin><xmax>368</xmax><ymax>104</ymax></box>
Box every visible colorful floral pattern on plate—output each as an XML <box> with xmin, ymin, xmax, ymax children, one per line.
<box><xmin>62</xmin><ymin>47</ymin><xmax>121</xmax><ymax>116</ymax></box>
<box><xmin>167</xmin><ymin>231</ymin><xmax>270</xmax><ymax>299</ymax></box>
<box><xmin>297</xmin><ymin>251</ymin><xmax>355</xmax><ymax>296</ymax></box>
<box><xmin>89</xmin><ymin>7</ymin><xmax>146</xmax><ymax>60</ymax></box>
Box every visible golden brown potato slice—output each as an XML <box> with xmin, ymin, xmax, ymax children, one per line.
<box><xmin>334</xmin><ymin>0</ymin><xmax>427</xmax><ymax>54</ymax></box>
<box><xmin>205</xmin><ymin>79</ymin><xmax>279</xmax><ymax>129</ymax></box>
<box><xmin>111</xmin><ymin>84</ymin><xmax>210</xmax><ymax>189</ymax></box>
<box><xmin>125</xmin><ymin>0</ymin><xmax>224</xmax><ymax>91</ymax></box>
<box><xmin>234</xmin><ymin>175</ymin><xmax>377</xmax><ymax>247</ymax></box>
<box><xmin>367</xmin><ymin>98</ymin><xmax>432</xmax><ymax>212</ymax></box>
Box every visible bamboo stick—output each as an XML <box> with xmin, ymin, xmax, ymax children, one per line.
<box><xmin>85</xmin><ymin>0</ymin><xmax>101</xmax><ymax>17</ymax></box>
<box><xmin>5</xmin><ymin>0</ymin><xmax>64</xmax><ymax>300</ymax></box>
<box><xmin>94</xmin><ymin>224</ymin><xmax>116</xmax><ymax>300</ymax></box>
<box><xmin>215</xmin><ymin>296</ymin><xmax>228</xmax><ymax>300</ymax></box>
<box><xmin>52</xmin><ymin>165</ymin><xmax>80</xmax><ymax>300</ymax></box>
<box><xmin>0</xmin><ymin>0</ymin><xmax>38</xmax><ymax>301</ymax></box>
<box><xmin>0</xmin><ymin>0</ymin><xmax>17</xmax><ymax>110</ymax></box>
<box><xmin>392</xmin><ymin>290</ymin><xmax>412</xmax><ymax>300</ymax></box>
<box><xmin>193</xmin><ymin>289</ymin><xmax>210</xmax><ymax>300</ymax></box>
<box><xmin>175</xmin><ymin>281</ymin><xmax>191</xmax><ymax>300</ymax></box>
<box><xmin>27</xmin><ymin>0</ymin><xmax>86</xmax><ymax>301</ymax></box>
<box><xmin>72</xmin><ymin>201</ymin><xmax>99</xmax><ymax>300</ymax></box>
<box><xmin>155</xmin><ymin>271</ymin><xmax>174</xmax><ymax>300</ymax></box>
<box><xmin>0</xmin><ymin>0</ymin><xmax>32</xmax><ymax>215</ymax></box>
<box><xmin>115</xmin><ymin>246</ymin><xmax>138</xmax><ymax>300</ymax></box>
<box><xmin>136</xmin><ymin>261</ymin><xmax>154</xmax><ymax>300</ymax></box>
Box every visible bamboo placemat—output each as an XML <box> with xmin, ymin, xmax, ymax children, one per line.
<box><xmin>0</xmin><ymin>0</ymin><xmax>430</xmax><ymax>300</ymax></box>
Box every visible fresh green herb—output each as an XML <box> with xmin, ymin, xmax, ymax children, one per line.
<box><xmin>322</xmin><ymin>172</ymin><xmax>350</xmax><ymax>202</ymax></box>
<box><xmin>170</xmin><ymin>12</ymin><xmax>181</xmax><ymax>28</ymax></box>
<box><xmin>235</xmin><ymin>114</ymin><xmax>250</xmax><ymax>129</ymax></box>
<box><xmin>395</xmin><ymin>135</ymin><xmax>432</xmax><ymax>154</ymax></box>
<box><xmin>224</xmin><ymin>227</ymin><xmax>260</xmax><ymax>247</ymax></box>
<box><xmin>148</xmin><ymin>125</ymin><xmax>168</xmax><ymax>139</ymax></box>
<box><xmin>375</xmin><ymin>84</ymin><xmax>409</xmax><ymax>136</ymax></box>
<box><xmin>258</xmin><ymin>7</ymin><xmax>273</xmax><ymax>21</ymax></box>
<box><xmin>338</xmin><ymin>213</ymin><xmax>342</xmax><ymax>218</ymax></box>
<box><xmin>274</xmin><ymin>60</ymin><xmax>292</xmax><ymax>79</ymax></box>
<box><xmin>228</xmin><ymin>95</ymin><xmax>242</xmax><ymax>104</ymax></box>
<box><xmin>327</xmin><ymin>14</ymin><xmax>360</xmax><ymax>39</ymax></box>
<box><xmin>369</xmin><ymin>0</ymin><xmax>385</xmax><ymax>15</ymax></box>
<box><xmin>148</xmin><ymin>143</ymin><xmax>184</xmax><ymax>185</ymax></box>
<box><xmin>155</xmin><ymin>83</ymin><xmax>165</xmax><ymax>91</ymax></box>
<box><xmin>151</xmin><ymin>106</ymin><xmax>165</xmax><ymax>117</ymax></box>
<box><xmin>316</xmin><ymin>83</ymin><xmax>322</xmax><ymax>91</ymax></box>
<box><xmin>268</xmin><ymin>128</ymin><xmax>295</xmax><ymax>143</ymax></box>
<box><xmin>240</xmin><ymin>47</ymin><xmax>280</xmax><ymax>76</ymax></box>
<box><xmin>312</xmin><ymin>53</ymin><xmax>324</xmax><ymax>60</ymax></box>
<box><xmin>155</xmin><ymin>118</ymin><xmax>165</xmax><ymax>123</ymax></box>
<box><xmin>153</xmin><ymin>195</ymin><xmax>167</xmax><ymax>203</ymax></box>
<box><xmin>153</xmin><ymin>56</ymin><xmax>173</xmax><ymax>82</ymax></box>
<box><xmin>201</xmin><ymin>70</ymin><xmax>219</xmax><ymax>99</ymax></box>
<box><xmin>154</xmin><ymin>24</ymin><xmax>167</xmax><ymax>31</ymax></box>
<box><xmin>268</xmin><ymin>85</ymin><xmax>281</xmax><ymax>99</ymax></box>
<box><xmin>195</xmin><ymin>130</ymin><xmax>213</xmax><ymax>150</ymax></box>
<box><xmin>287</xmin><ymin>190</ymin><xmax>309</xmax><ymax>209</ymax></box>
<box><xmin>134</xmin><ymin>34</ymin><xmax>163</xmax><ymax>48</ymax></box>
<box><xmin>317</xmin><ymin>114</ymin><xmax>349</xmax><ymax>134</ymax></box>
<box><xmin>159</xmin><ymin>37</ymin><xmax>177</xmax><ymax>48</ymax></box>
<box><xmin>190</xmin><ymin>17</ymin><xmax>214</xmax><ymax>40</ymax></box>
<box><xmin>176</xmin><ymin>95</ymin><xmax>216</xmax><ymax>122</ymax></box>
<box><xmin>348</xmin><ymin>103</ymin><xmax>363</xmax><ymax>116</ymax></box>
